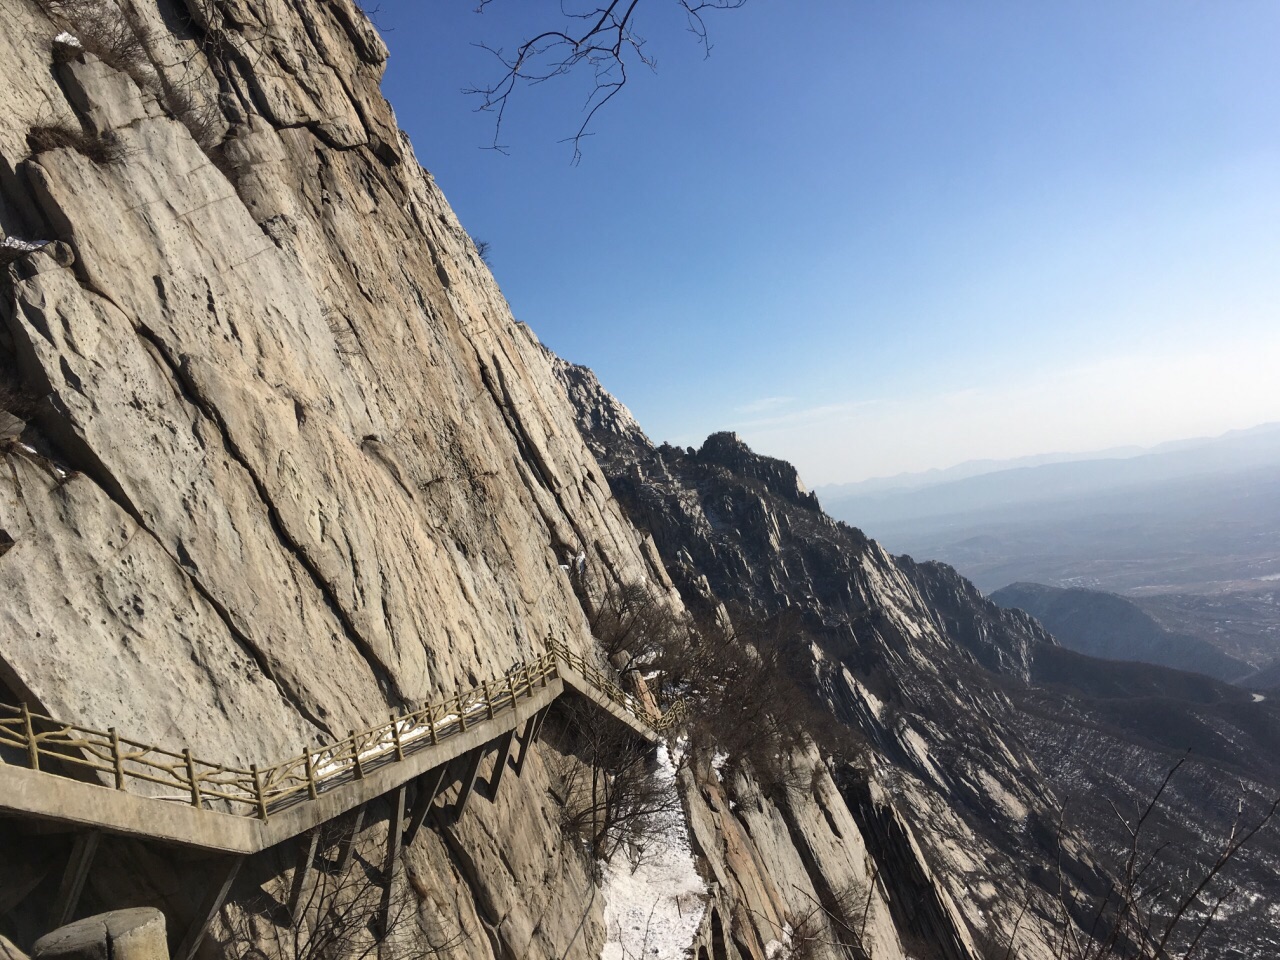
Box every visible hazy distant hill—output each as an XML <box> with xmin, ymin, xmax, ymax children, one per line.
<box><xmin>814</xmin><ymin>445</ymin><xmax>1147</xmax><ymax>499</ymax></box>
<box><xmin>991</xmin><ymin>582</ymin><xmax>1251</xmax><ymax>682</ymax></box>
<box><xmin>817</xmin><ymin>422</ymin><xmax>1280</xmax><ymax>528</ymax></box>
<box><xmin>1244</xmin><ymin>658</ymin><xmax>1280</xmax><ymax>691</ymax></box>
<box><xmin>818</xmin><ymin>423</ymin><xmax>1280</xmax><ymax>596</ymax></box>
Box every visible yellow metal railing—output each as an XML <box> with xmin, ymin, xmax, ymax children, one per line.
<box><xmin>0</xmin><ymin>641</ymin><xmax>683</xmax><ymax>821</ymax></box>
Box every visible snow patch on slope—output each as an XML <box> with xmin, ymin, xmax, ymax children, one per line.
<box><xmin>600</xmin><ymin>745</ymin><xmax>706</xmax><ymax>959</ymax></box>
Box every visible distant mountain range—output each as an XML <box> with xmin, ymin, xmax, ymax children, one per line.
<box><xmin>814</xmin><ymin>444</ymin><xmax>1150</xmax><ymax>499</ymax></box>
<box><xmin>816</xmin><ymin>422</ymin><xmax>1280</xmax><ymax>596</ymax></box>
<box><xmin>815</xmin><ymin>421</ymin><xmax>1280</xmax><ymax>527</ymax></box>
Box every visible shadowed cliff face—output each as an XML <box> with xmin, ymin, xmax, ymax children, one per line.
<box><xmin>553</xmin><ymin>357</ymin><xmax>1280</xmax><ymax>960</ymax></box>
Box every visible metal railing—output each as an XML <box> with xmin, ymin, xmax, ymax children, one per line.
<box><xmin>0</xmin><ymin>642</ymin><xmax>683</xmax><ymax>822</ymax></box>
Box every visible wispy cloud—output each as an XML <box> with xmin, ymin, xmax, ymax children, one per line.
<box><xmin>723</xmin><ymin>336</ymin><xmax>1280</xmax><ymax>487</ymax></box>
<box><xmin>730</xmin><ymin>399</ymin><xmax>884</xmax><ymax>432</ymax></box>
<box><xmin>734</xmin><ymin>396</ymin><xmax>795</xmax><ymax>416</ymax></box>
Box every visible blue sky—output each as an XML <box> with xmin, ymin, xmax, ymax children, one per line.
<box><xmin>374</xmin><ymin>2</ymin><xmax>1280</xmax><ymax>485</ymax></box>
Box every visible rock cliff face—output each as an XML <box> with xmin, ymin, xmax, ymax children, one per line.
<box><xmin>0</xmin><ymin>3</ymin><xmax>912</xmax><ymax>958</ymax></box>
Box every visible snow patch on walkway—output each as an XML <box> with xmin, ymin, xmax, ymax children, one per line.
<box><xmin>600</xmin><ymin>745</ymin><xmax>706</xmax><ymax>959</ymax></box>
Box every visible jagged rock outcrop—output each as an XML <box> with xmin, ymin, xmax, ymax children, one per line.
<box><xmin>895</xmin><ymin>558</ymin><xmax>1050</xmax><ymax>679</ymax></box>
<box><xmin>552</xmin><ymin>356</ymin><xmax>1280</xmax><ymax>960</ymax></box>
<box><xmin>33</xmin><ymin>909</ymin><xmax>166</xmax><ymax>960</ymax></box>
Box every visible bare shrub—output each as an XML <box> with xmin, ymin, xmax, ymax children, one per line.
<box><xmin>655</xmin><ymin>607</ymin><xmax>864</xmax><ymax>795</ymax></box>
<box><xmin>161</xmin><ymin>84</ymin><xmax>224</xmax><ymax>152</ymax></box>
<box><xmin>0</xmin><ymin>381</ymin><xmax>35</xmax><ymax>421</ymax></box>
<box><xmin>993</xmin><ymin>756</ymin><xmax>1280</xmax><ymax>960</ymax></box>
<box><xmin>27</xmin><ymin>123</ymin><xmax>126</xmax><ymax>164</ymax></box>
<box><xmin>775</xmin><ymin>879</ymin><xmax>876</xmax><ymax>960</ymax></box>
<box><xmin>322</xmin><ymin>307</ymin><xmax>361</xmax><ymax>358</ymax></box>
<box><xmin>40</xmin><ymin>0</ymin><xmax>150</xmax><ymax>79</ymax></box>
<box><xmin>588</xmin><ymin>579</ymin><xmax>692</xmax><ymax>681</ymax></box>
<box><xmin>219</xmin><ymin>819</ymin><xmax>467</xmax><ymax>960</ymax></box>
<box><xmin>546</xmin><ymin>698</ymin><xmax>683</xmax><ymax>865</ymax></box>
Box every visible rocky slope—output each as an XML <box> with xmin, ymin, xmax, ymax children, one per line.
<box><xmin>555</xmin><ymin>357</ymin><xmax>1280</xmax><ymax>960</ymax></box>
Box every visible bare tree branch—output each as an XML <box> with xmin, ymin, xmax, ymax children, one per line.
<box><xmin>466</xmin><ymin>0</ymin><xmax>746</xmax><ymax>162</ymax></box>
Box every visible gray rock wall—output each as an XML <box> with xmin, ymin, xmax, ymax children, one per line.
<box><xmin>1</xmin><ymin>0</ymin><xmax>660</xmax><ymax>763</ymax></box>
<box><xmin>0</xmin><ymin>3</ymin><xmax>901</xmax><ymax>958</ymax></box>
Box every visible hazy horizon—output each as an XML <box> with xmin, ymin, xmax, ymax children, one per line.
<box><xmin>376</xmin><ymin>2</ymin><xmax>1280</xmax><ymax>488</ymax></box>
<box><xmin>810</xmin><ymin>419</ymin><xmax>1280</xmax><ymax>491</ymax></box>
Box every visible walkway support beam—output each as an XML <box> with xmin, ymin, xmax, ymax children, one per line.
<box><xmin>287</xmin><ymin>828</ymin><xmax>321</xmax><ymax>922</ymax></box>
<box><xmin>335</xmin><ymin>805</ymin><xmax>366</xmax><ymax>874</ymax></box>
<box><xmin>484</xmin><ymin>730</ymin><xmax>516</xmax><ymax>800</ymax></box>
<box><xmin>450</xmin><ymin>747</ymin><xmax>486</xmax><ymax>824</ymax></box>
<box><xmin>404</xmin><ymin>766</ymin><xmax>447</xmax><ymax>847</ymax></box>
<box><xmin>50</xmin><ymin>830</ymin><xmax>100</xmax><ymax>929</ymax></box>
<box><xmin>174</xmin><ymin>855</ymin><xmax>242</xmax><ymax>960</ymax></box>
<box><xmin>512</xmin><ymin>706</ymin><xmax>549</xmax><ymax>779</ymax></box>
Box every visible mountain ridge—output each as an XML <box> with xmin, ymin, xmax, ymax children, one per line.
<box><xmin>991</xmin><ymin>581</ymin><xmax>1252</xmax><ymax>682</ymax></box>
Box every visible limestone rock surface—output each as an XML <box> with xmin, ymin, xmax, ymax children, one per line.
<box><xmin>32</xmin><ymin>909</ymin><xmax>166</xmax><ymax>960</ymax></box>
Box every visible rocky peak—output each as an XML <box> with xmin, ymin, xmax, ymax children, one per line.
<box><xmin>895</xmin><ymin>556</ymin><xmax>1054</xmax><ymax>681</ymax></box>
<box><xmin>547</xmin><ymin>351</ymin><xmax>650</xmax><ymax>459</ymax></box>
<box><xmin>695</xmin><ymin>430</ymin><xmax>820</xmax><ymax>511</ymax></box>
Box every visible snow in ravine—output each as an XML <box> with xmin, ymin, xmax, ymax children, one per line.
<box><xmin>1</xmin><ymin>236</ymin><xmax>49</xmax><ymax>255</ymax></box>
<box><xmin>599</xmin><ymin>745</ymin><xmax>706</xmax><ymax>960</ymax></box>
<box><xmin>764</xmin><ymin>922</ymin><xmax>794</xmax><ymax>959</ymax></box>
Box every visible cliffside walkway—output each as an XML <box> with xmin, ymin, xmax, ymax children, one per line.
<box><xmin>0</xmin><ymin>639</ymin><xmax>683</xmax><ymax>957</ymax></box>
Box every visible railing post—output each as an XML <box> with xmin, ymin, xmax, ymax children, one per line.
<box><xmin>350</xmin><ymin>731</ymin><xmax>364</xmax><ymax>780</ymax></box>
<box><xmin>457</xmin><ymin>693</ymin><xmax>467</xmax><ymax>733</ymax></box>
<box><xmin>109</xmin><ymin>727</ymin><xmax>125</xmax><ymax>789</ymax></box>
<box><xmin>508</xmin><ymin>670</ymin><xmax>518</xmax><ymax>706</ymax></box>
<box><xmin>523</xmin><ymin>663</ymin><xmax>534</xmax><ymax>698</ymax></box>
<box><xmin>184</xmin><ymin>749</ymin><xmax>201</xmax><ymax>808</ymax></box>
<box><xmin>390</xmin><ymin>713</ymin><xmax>404</xmax><ymax>762</ymax></box>
<box><xmin>250</xmin><ymin>764</ymin><xmax>268</xmax><ymax>820</ymax></box>
<box><xmin>304</xmin><ymin>749</ymin><xmax>318</xmax><ymax>800</ymax></box>
<box><xmin>483</xmin><ymin>679</ymin><xmax>495</xmax><ymax>720</ymax></box>
<box><xmin>427</xmin><ymin>704</ymin><xmax>438</xmax><ymax>745</ymax></box>
<box><xmin>20</xmin><ymin>703</ymin><xmax>39</xmax><ymax>771</ymax></box>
